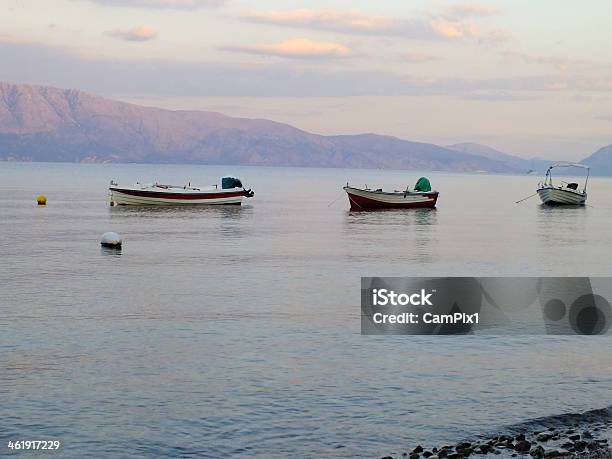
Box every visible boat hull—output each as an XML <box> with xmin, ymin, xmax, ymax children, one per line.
<box><xmin>344</xmin><ymin>186</ymin><xmax>438</xmax><ymax>211</ymax></box>
<box><xmin>537</xmin><ymin>187</ymin><xmax>586</xmax><ymax>206</ymax></box>
<box><xmin>110</xmin><ymin>187</ymin><xmax>245</xmax><ymax>206</ymax></box>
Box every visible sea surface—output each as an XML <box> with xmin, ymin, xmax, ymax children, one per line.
<box><xmin>1</xmin><ymin>162</ymin><xmax>612</xmax><ymax>458</ymax></box>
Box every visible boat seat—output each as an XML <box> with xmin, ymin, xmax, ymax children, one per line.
<box><xmin>566</xmin><ymin>183</ymin><xmax>579</xmax><ymax>190</ymax></box>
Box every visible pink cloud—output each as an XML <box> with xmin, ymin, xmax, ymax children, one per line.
<box><xmin>241</xmin><ymin>9</ymin><xmax>395</xmax><ymax>34</ymax></box>
<box><xmin>221</xmin><ymin>38</ymin><xmax>352</xmax><ymax>59</ymax></box>
<box><xmin>105</xmin><ymin>26</ymin><xmax>158</xmax><ymax>42</ymax></box>
<box><xmin>430</xmin><ymin>19</ymin><xmax>508</xmax><ymax>44</ymax></box>
<box><xmin>241</xmin><ymin>8</ymin><xmax>508</xmax><ymax>44</ymax></box>
<box><xmin>430</xmin><ymin>18</ymin><xmax>481</xmax><ymax>39</ymax></box>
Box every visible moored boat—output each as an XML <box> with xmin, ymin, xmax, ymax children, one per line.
<box><xmin>343</xmin><ymin>177</ymin><xmax>438</xmax><ymax>211</ymax></box>
<box><xmin>109</xmin><ymin>176</ymin><xmax>254</xmax><ymax>206</ymax></box>
<box><xmin>536</xmin><ymin>163</ymin><xmax>589</xmax><ymax>206</ymax></box>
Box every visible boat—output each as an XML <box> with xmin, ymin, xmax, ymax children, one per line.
<box><xmin>536</xmin><ymin>163</ymin><xmax>589</xmax><ymax>206</ymax></box>
<box><xmin>343</xmin><ymin>177</ymin><xmax>438</xmax><ymax>211</ymax></box>
<box><xmin>109</xmin><ymin>176</ymin><xmax>254</xmax><ymax>206</ymax></box>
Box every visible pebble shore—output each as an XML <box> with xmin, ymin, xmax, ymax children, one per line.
<box><xmin>380</xmin><ymin>408</ymin><xmax>612</xmax><ymax>459</ymax></box>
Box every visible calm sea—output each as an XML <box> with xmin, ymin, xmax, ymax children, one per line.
<box><xmin>1</xmin><ymin>162</ymin><xmax>612</xmax><ymax>458</ymax></box>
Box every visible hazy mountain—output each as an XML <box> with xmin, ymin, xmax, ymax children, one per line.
<box><xmin>324</xmin><ymin>135</ymin><xmax>521</xmax><ymax>172</ymax></box>
<box><xmin>581</xmin><ymin>144</ymin><xmax>612</xmax><ymax>175</ymax></box>
<box><xmin>447</xmin><ymin>142</ymin><xmax>554</xmax><ymax>175</ymax></box>
<box><xmin>0</xmin><ymin>81</ymin><xmax>594</xmax><ymax>174</ymax></box>
<box><xmin>449</xmin><ymin>142</ymin><xmax>612</xmax><ymax>176</ymax></box>
<box><xmin>448</xmin><ymin>142</ymin><xmax>523</xmax><ymax>164</ymax></box>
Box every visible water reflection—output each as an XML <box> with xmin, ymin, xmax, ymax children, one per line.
<box><xmin>343</xmin><ymin>208</ymin><xmax>438</xmax><ymax>263</ymax></box>
<box><xmin>218</xmin><ymin>205</ymin><xmax>253</xmax><ymax>239</ymax></box>
<box><xmin>536</xmin><ymin>204</ymin><xmax>588</xmax><ymax>248</ymax></box>
<box><xmin>345</xmin><ymin>207</ymin><xmax>438</xmax><ymax>227</ymax></box>
<box><xmin>109</xmin><ymin>203</ymin><xmax>252</xmax><ymax>220</ymax></box>
<box><xmin>100</xmin><ymin>246</ymin><xmax>122</xmax><ymax>257</ymax></box>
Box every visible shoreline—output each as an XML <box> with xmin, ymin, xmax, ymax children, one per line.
<box><xmin>3</xmin><ymin>159</ymin><xmax>611</xmax><ymax>178</ymax></box>
<box><xmin>380</xmin><ymin>407</ymin><xmax>612</xmax><ymax>459</ymax></box>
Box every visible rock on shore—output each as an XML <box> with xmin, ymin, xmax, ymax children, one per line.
<box><xmin>379</xmin><ymin>407</ymin><xmax>612</xmax><ymax>459</ymax></box>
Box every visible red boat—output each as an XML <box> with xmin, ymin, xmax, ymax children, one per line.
<box><xmin>343</xmin><ymin>177</ymin><xmax>438</xmax><ymax>211</ymax></box>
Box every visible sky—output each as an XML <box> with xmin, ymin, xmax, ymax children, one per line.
<box><xmin>1</xmin><ymin>0</ymin><xmax>611</xmax><ymax>159</ymax></box>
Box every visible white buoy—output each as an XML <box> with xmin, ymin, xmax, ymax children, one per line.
<box><xmin>101</xmin><ymin>232</ymin><xmax>122</xmax><ymax>248</ymax></box>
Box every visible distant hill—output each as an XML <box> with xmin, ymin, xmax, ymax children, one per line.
<box><xmin>324</xmin><ymin>135</ymin><xmax>520</xmax><ymax>172</ymax></box>
<box><xmin>0</xmin><ymin>81</ymin><xmax>517</xmax><ymax>172</ymax></box>
<box><xmin>0</xmin><ymin>81</ymin><xmax>608</xmax><ymax>174</ymax></box>
<box><xmin>449</xmin><ymin>142</ymin><xmax>612</xmax><ymax>176</ymax></box>
<box><xmin>581</xmin><ymin>144</ymin><xmax>612</xmax><ymax>175</ymax></box>
<box><xmin>447</xmin><ymin>142</ymin><xmax>555</xmax><ymax>175</ymax></box>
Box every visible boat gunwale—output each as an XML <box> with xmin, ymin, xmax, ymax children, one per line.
<box><xmin>343</xmin><ymin>185</ymin><xmax>439</xmax><ymax>197</ymax></box>
<box><xmin>109</xmin><ymin>186</ymin><xmax>244</xmax><ymax>196</ymax></box>
<box><xmin>536</xmin><ymin>185</ymin><xmax>587</xmax><ymax>198</ymax></box>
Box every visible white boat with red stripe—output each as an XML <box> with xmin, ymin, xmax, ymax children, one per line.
<box><xmin>109</xmin><ymin>176</ymin><xmax>254</xmax><ymax>206</ymax></box>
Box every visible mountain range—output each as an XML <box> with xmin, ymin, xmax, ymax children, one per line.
<box><xmin>1</xmin><ymin>81</ymin><xmax>610</xmax><ymax>174</ymax></box>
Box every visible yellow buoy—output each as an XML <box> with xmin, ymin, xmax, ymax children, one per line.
<box><xmin>36</xmin><ymin>195</ymin><xmax>47</xmax><ymax>206</ymax></box>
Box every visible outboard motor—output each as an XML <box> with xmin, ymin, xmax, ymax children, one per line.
<box><xmin>222</xmin><ymin>176</ymin><xmax>254</xmax><ymax>198</ymax></box>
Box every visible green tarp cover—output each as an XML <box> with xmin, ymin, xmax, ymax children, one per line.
<box><xmin>222</xmin><ymin>177</ymin><xmax>243</xmax><ymax>189</ymax></box>
<box><xmin>414</xmin><ymin>177</ymin><xmax>431</xmax><ymax>192</ymax></box>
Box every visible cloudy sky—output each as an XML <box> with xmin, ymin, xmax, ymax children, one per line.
<box><xmin>1</xmin><ymin>0</ymin><xmax>611</xmax><ymax>159</ymax></box>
